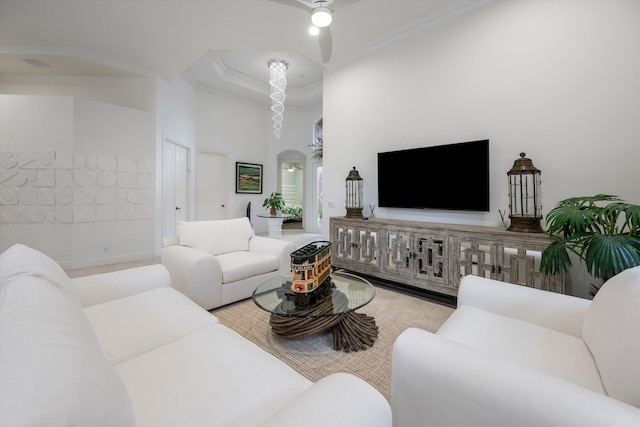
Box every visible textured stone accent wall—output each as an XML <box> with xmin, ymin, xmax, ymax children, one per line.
<box><xmin>0</xmin><ymin>150</ymin><xmax>154</xmax><ymax>223</ymax></box>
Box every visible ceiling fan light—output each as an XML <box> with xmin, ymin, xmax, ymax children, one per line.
<box><xmin>311</xmin><ymin>7</ymin><xmax>332</xmax><ymax>28</ymax></box>
<box><xmin>308</xmin><ymin>25</ymin><xmax>320</xmax><ymax>36</ymax></box>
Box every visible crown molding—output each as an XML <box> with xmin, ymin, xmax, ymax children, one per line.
<box><xmin>183</xmin><ymin>71</ymin><xmax>320</xmax><ymax>112</ymax></box>
<box><xmin>328</xmin><ymin>0</ymin><xmax>496</xmax><ymax>69</ymax></box>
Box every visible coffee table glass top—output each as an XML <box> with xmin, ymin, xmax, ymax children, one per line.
<box><xmin>252</xmin><ymin>271</ymin><xmax>375</xmax><ymax>318</ymax></box>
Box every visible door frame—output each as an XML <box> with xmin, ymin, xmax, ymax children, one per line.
<box><xmin>162</xmin><ymin>137</ymin><xmax>190</xmax><ymax>240</ymax></box>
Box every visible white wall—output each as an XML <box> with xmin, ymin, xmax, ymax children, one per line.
<box><xmin>322</xmin><ymin>0</ymin><xmax>640</xmax><ymax>296</ymax></box>
<box><xmin>0</xmin><ymin>96</ymin><xmax>74</xmax><ymax>261</ymax></box>
<box><xmin>155</xmin><ymin>75</ymin><xmax>197</xmax><ymax>246</ymax></box>
<box><xmin>0</xmin><ymin>74</ymin><xmax>154</xmax><ymax>112</ymax></box>
<box><xmin>71</xmin><ymin>98</ymin><xmax>155</xmax><ymax>266</ymax></box>
<box><xmin>323</xmin><ymin>0</ymin><xmax>640</xmax><ymax>226</ymax></box>
<box><xmin>0</xmin><ymin>71</ymin><xmax>320</xmax><ymax>267</ymax></box>
<box><xmin>195</xmin><ymin>89</ymin><xmax>321</xmax><ymax>233</ymax></box>
<box><xmin>0</xmin><ymin>95</ymin><xmax>155</xmax><ymax>268</ymax></box>
<box><xmin>195</xmin><ymin>91</ymin><xmax>270</xmax><ymax>228</ymax></box>
<box><xmin>271</xmin><ymin>107</ymin><xmax>323</xmax><ymax>231</ymax></box>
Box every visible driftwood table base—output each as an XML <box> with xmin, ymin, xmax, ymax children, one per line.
<box><xmin>269</xmin><ymin>289</ymin><xmax>378</xmax><ymax>352</ymax></box>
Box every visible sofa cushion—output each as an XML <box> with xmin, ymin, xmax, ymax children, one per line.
<box><xmin>0</xmin><ymin>243</ymin><xmax>79</xmax><ymax>305</ymax></box>
<box><xmin>72</xmin><ymin>264</ymin><xmax>172</xmax><ymax>307</ymax></box>
<box><xmin>84</xmin><ymin>287</ymin><xmax>220</xmax><ymax>364</ymax></box>
<box><xmin>114</xmin><ymin>324</ymin><xmax>312</xmax><ymax>426</ymax></box>
<box><xmin>438</xmin><ymin>305</ymin><xmax>606</xmax><ymax>394</ymax></box>
<box><xmin>0</xmin><ymin>276</ymin><xmax>135</xmax><ymax>427</ymax></box>
<box><xmin>177</xmin><ymin>217</ymin><xmax>254</xmax><ymax>256</ymax></box>
<box><xmin>583</xmin><ymin>265</ymin><xmax>640</xmax><ymax>407</ymax></box>
<box><xmin>217</xmin><ymin>251</ymin><xmax>280</xmax><ymax>283</ymax></box>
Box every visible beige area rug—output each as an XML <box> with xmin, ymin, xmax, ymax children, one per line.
<box><xmin>212</xmin><ymin>286</ymin><xmax>454</xmax><ymax>403</ymax></box>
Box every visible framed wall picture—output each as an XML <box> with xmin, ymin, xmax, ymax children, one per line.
<box><xmin>236</xmin><ymin>162</ymin><xmax>263</xmax><ymax>194</ymax></box>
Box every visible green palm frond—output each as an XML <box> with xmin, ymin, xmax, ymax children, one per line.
<box><xmin>545</xmin><ymin>205</ymin><xmax>598</xmax><ymax>236</ymax></box>
<box><xmin>574</xmin><ymin>234</ymin><xmax>640</xmax><ymax>279</ymax></box>
<box><xmin>540</xmin><ymin>237</ymin><xmax>573</xmax><ymax>275</ymax></box>
<box><xmin>540</xmin><ymin>195</ymin><xmax>640</xmax><ymax>283</ymax></box>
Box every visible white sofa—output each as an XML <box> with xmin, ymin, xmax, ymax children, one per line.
<box><xmin>391</xmin><ymin>266</ymin><xmax>640</xmax><ymax>427</ymax></box>
<box><xmin>161</xmin><ymin>217</ymin><xmax>296</xmax><ymax>310</ymax></box>
<box><xmin>0</xmin><ymin>244</ymin><xmax>391</xmax><ymax>427</ymax></box>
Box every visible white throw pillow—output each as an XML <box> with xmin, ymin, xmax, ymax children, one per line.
<box><xmin>0</xmin><ymin>243</ymin><xmax>79</xmax><ymax>305</ymax></box>
<box><xmin>583</xmin><ymin>265</ymin><xmax>640</xmax><ymax>408</ymax></box>
<box><xmin>177</xmin><ymin>217</ymin><xmax>255</xmax><ymax>256</ymax></box>
<box><xmin>0</xmin><ymin>276</ymin><xmax>136</xmax><ymax>426</ymax></box>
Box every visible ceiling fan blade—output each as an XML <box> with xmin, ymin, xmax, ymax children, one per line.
<box><xmin>319</xmin><ymin>26</ymin><xmax>332</xmax><ymax>63</ymax></box>
<box><xmin>333</xmin><ymin>0</ymin><xmax>360</xmax><ymax>9</ymax></box>
<box><xmin>268</xmin><ymin>0</ymin><xmax>309</xmax><ymax>11</ymax></box>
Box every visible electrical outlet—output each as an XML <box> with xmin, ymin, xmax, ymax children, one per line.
<box><xmin>103</xmin><ymin>243</ymin><xmax>110</xmax><ymax>253</ymax></box>
<box><xmin>328</xmin><ymin>200</ymin><xmax>335</xmax><ymax>208</ymax></box>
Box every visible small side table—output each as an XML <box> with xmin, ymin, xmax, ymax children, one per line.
<box><xmin>257</xmin><ymin>213</ymin><xmax>293</xmax><ymax>239</ymax></box>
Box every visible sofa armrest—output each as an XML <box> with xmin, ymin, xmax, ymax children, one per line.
<box><xmin>71</xmin><ymin>264</ymin><xmax>171</xmax><ymax>308</ymax></box>
<box><xmin>458</xmin><ymin>275</ymin><xmax>590</xmax><ymax>338</ymax></box>
<box><xmin>391</xmin><ymin>328</ymin><xmax>640</xmax><ymax>427</ymax></box>
<box><xmin>260</xmin><ymin>373</ymin><xmax>391</xmax><ymax>427</ymax></box>
<box><xmin>249</xmin><ymin>236</ymin><xmax>296</xmax><ymax>272</ymax></box>
<box><xmin>161</xmin><ymin>244</ymin><xmax>223</xmax><ymax>310</ymax></box>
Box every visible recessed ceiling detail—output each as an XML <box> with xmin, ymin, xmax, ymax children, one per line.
<box><xmin>0</xmin><ymin>0</ymin><xmax>494</xmax><ymax>107</ymax></box>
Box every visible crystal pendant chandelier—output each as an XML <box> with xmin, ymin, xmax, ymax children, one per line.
<box><xmin>268</xmin><ymin>59</ymin><xmax>288</xmax><ymax>139</ymax></box>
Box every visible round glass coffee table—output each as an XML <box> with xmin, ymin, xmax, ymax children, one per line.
<box><xmin>252</xmin><ymin>271</ymin><xmax>378</xmax><ymax>352</ymax></box>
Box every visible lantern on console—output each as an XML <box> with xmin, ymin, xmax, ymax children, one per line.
<box><xmin>345</xmin><ymin>167</ymin><xmax>364</xmax><ymax>219</ymax></box>
<box><xmin>507</xmin><ymin>152</ymin><xmax>543</xmax><ymax>233</ymax></box>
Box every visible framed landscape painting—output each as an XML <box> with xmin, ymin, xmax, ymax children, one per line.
<box><xmin>236</xmin><ymin>162</ymin><xmax>263</xmax><ymax>194</ymax></box>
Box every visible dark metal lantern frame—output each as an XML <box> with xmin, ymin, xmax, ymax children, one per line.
<box><xmin>345</xmin><ymin>167</ymin><xmax>364</xmax><ymax>219</ymax></box>
<box><xmin>507</xmin><ymin>152</ymin><xmax>543</xmax><ymax>233</ymax></box>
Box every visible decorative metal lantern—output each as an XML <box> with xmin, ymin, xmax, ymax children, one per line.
<box><xmin>507</xmin><ymin>152</ymin><xmax>543</xmax><ymax>233</ymax></box>
<box><xmin>345</xmin><ymin>166</ymin><xmax>364</xmax><ymax>219</ymax></box>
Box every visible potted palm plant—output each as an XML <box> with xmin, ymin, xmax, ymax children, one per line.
<box><xmin>262</xmin><ymin>192</ymin><xmax>286</xmax><ymax>216</ymax></box>
<box><xmin>540</xmin><ymin>194</ymin><xmax>640</xmax><ymax>295</ymax></box>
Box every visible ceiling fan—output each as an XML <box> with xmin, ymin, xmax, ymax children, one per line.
<box><xmin>285</xmin><ymin>163</ymin><xmax>304</xmax><ymax>172</ymax></box>
<box><xmin>269</xmin><ymin>0</ymin><xmax>360</xmax><ymax>63</ymax></box>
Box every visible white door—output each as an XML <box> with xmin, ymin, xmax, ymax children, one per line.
<box><xmin>196</xmin><ymin>152</ymin><xmax>226</xmax><ymax>220</ymax></box>
<box><xmin>162</xmin><ymin>140</ymin><xmax>188</xmax><ymax>239</ymax></box>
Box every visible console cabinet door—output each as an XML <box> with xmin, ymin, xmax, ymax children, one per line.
<box><xmin>499</xmin><ymin>243</ymin><xmax>564</xmax><ymax>292</ymax></box>
<box><xmin>413</xmin><ymin>234</ymin><xmax>448</xmax><ymax>286</ymax></box>
<box><xmin>334</xmin><ymin>225</ymin><xmax>356</xmax><ymax>262</ymax></box>
<box><xmin>332</xmin><ymin>222</ymin><xmax>379</xmax><ymax>273</ymax></box>
<box><xmin>383</xmin><ymin>231</ymin><xmax>449</xmax><ymax>287</ymax></box>
<box><xmin>355</xmin><ymin>227</ymin><xmax>379</xmax><ymax>269</ymax></box>
<box><xmin>500</xmin><ymin>244</ymin><xmax>542</xmax><ymax>287</ymax></box>
<box><xmin>452</xmin><ymin>238</ymin><xmax>501</xmax><ymax>287</ymax></box>
<box><xmin>382</xmin><ymin>230</ymin><xmax>413</xmax><ymax>277</ymax></box>
<box><xmin>452</xmin><ymin>238</ymin><xmax>560</xmax><ymax>292</ymax></box>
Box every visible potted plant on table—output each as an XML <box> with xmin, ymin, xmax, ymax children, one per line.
<box><xmin>262</xmin><ymin>192</ymin><xmax>286</xmax><ymax>216</ymax></box>
<box><xmin>540</xmin><ymin>194</ymin><xmax>640</xmax><ymax>295</ymax></box>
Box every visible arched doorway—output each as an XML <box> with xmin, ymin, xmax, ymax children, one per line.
<box><xmin>277</xmin><ymin>149</ymin><xmax>306</xmax><ymax>230</ymax></box>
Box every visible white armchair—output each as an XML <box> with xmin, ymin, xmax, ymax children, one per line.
<box><xmin>161</xmin><ymin>217</ymin><xmax>295</xmax><ymax>310</ymax></box>
<box><xmin>391</xmin><ymin>266</ymin><xmax>640</xmax><ymax>427</ymax></box>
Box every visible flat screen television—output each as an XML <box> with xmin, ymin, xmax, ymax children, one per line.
<box><xmin>377</xmin><ymin>139</ymin><xmax>490</xmax><ymax>212</ymax></box>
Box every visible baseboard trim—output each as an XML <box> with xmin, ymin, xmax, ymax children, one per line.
<box><xmin>60</xmin><ymin>250</ymin><xmax>158</xmax><ymax>271</ymax></box>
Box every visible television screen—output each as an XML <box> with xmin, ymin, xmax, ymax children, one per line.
<box><xmin>377</xmin><ymin>139</ymin><xmax>490</xmax><ymax>212</ymax></box>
